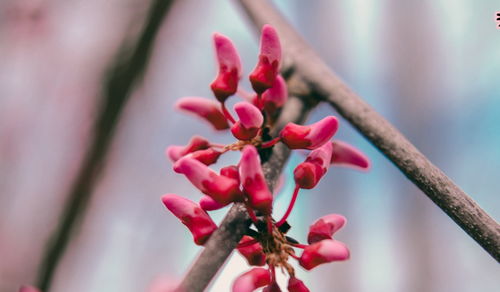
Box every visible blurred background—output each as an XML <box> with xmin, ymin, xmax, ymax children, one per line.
<box><xmin>0</xmin><ymin>0</ymin><xmax>499</xmax><ymax>291</ymax></box>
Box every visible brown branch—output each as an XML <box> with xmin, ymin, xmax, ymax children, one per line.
<box><xmin>35</xmin><ymin>1</ymin><xmax>175</xmax><ymax>290</ymax></box>
<box><xmin>177</xmin><ymin>94</ymin><xmax>318</xmax><ymax>291</ymax></box>
<box><xmin>237</xmin><ymin>0</ymin><xmax>500</xmax><ymax>261</ymax></box>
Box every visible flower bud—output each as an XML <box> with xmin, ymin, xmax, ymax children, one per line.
<box><xmin>234</xmin><ymin>102</ymin><xmax>264</xmax><ymax>129</ymax></box>
<box><xmin>287</xmin><ymin>277</ymin><xmax>310</xmax><ymax>292</ymax></box>
<box><xmin>262</xmin><ymin>75</ymin><xmax>287</xmax><ymax>114</ymax></box>
<box><xmin>237</xmin><ymin>236</ymin><xmax>266</xmax><ymax>266</ymax></box>
<box><xmin>220</xmin><ymin>165</ymin><xmax>240</xmax><ymax>183</ymax></box>
<box><xmin>307</xmin><ymin>214</ymin><xmax>346</xmax><ymax>244</ymax></box>
<box><xmin>249</xmin><ymin>25</ymin><xmax>281</xmax><ymax>94</ymax></box>
<box><xmin>232</xmin><ymin>268</ymin><xmax>271</xmax><ymax>292</ymax></box>
<box><xmin>280</xmin><ymin>116</ymin><xmax>338</xmax><ymax>150</ymax></box>
<box><xmin>166</xmin><ymin>136</ymin><xmax>210</xmax><ymax>162</ymax></box>
<box><xmin>176</xmin><ymin>97</ymin><xmax>229</xmax><ymax>130</ymax></box>
<box><xmin>293</xmin><ymin>162</ymin><xmax>323</xmax><ymax>189</ymax></box>
<box><xmin>239</xmin><ymin>146</ymin><xmax>273</xmax><ymax>214</ymax></box>
<box><xmin>199</xmin><ymin>195</ymin><xmax>228</xmax><ymax>211</ymax></box>
<box><xmin>188</xmin><ymin>148</ymin><xmax>222</xmax><ymax>166</ymax></box>
<box><xmin>174</xmin><ymin>157</ymin><xmax>242</xmax><ymax>204</ymax></box>
<box><xmin>162</xmin><ymin>194</ymin><xmax>217</xmax><ymax>245</ymax></box>
<box><xmin>231</xmin><ymin>122</ymin><xmax>260</xmax><ymax>141</ymax></box>
<box><xmin>331</xmin><ymin>140</ymin><xmax>370</xmax><ymax>170</ymax></box>
<box><xmin>299</xmin><ymin>239</ymin><xmax>350</xmax><ymax>270</ymax></box>
<box><xmin>211</xmin><ymin>33</ymin><xmax>241</xmax><ymax>102</ymax></box>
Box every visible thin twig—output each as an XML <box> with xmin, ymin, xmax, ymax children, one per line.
<box><xmin>35</xmin><ymin>1</ymin><xmax>175</xmax><ymax>290</ymax></box>
<box><xmin>177</xmin><ymin>94</ymin><xmax>318</xmax><ymax>291</ymax></box>
<box><xmin>237</xmin><ymin>0</ymin><xmax>500</xmax><ymax>261</ymax></box>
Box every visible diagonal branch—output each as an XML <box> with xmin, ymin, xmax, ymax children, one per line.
<box><xmin>177</xmin><ymin>93</ymin><xmax>318</xmax><ymax>291</ymax></box>
<box><xmin>237</xmin><ymin>0</ymin><xmax>500</xmax><ymax>261</ymax></box>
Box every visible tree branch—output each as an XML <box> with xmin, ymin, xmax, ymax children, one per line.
<box><xmin>35</xmin><ymin>1</ymin><xmax>175</xmax><ymax>290</ymax></box>
<box><xmin>177</xmin><ymin>94</ymin><xmax>318</xmax><ymax>291</ymax></box>
<box><xmin>237</xmin><ymin>0</ymin><xmax>500</xmax><ymax>261</ymax></box>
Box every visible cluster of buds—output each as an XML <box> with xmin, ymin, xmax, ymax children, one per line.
<box><xmin>163</xmin><ymin>25</ymin><xmax>370</xmax><ymax>291</ymax></box>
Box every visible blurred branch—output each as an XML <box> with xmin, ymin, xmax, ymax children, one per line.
<box><xmin>35</xmin><ymin>0</ymin><xmax>175</xmax><ymax>290</ymax></box>
<box><xmin>237</xmin><ymin>0</ymin><xmax>500</xmax><ymax>261</ymax></box>
<box><xmin>177</xmin><ymin>93</ymin><xmax>318</xmax><ymax>291</ymax></box>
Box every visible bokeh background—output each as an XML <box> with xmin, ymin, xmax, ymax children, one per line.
<box><xmin>1</xmin><ymin>0</ymin><xmax>499</xmax><ymax>291</ymax></box>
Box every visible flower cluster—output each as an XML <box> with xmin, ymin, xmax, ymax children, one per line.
<box><xmin>163</xmin><ymin>25</ymin><xmax>370</xmax><ymax>292</ymax></box>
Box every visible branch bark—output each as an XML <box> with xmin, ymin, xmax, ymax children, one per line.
<box><xmin>177</xmin><ymin>94</ymin><xmax>317</xmax><ymax>291</ymax></box>
<box><xmin>35</xmin><ymin>0</ymin><xmax>175</xmax><ymax>290</ymax></box>
<box><xmin>237</xmin><ymin>0</ymin><xmax>500</xmax><ymax>261</ymax></box>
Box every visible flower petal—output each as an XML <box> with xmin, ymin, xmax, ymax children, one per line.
<box><xmin>166</xmin><ymin>136</ymin><xmax>211</xmax><ymax>162</ymax></box>
<box><xmin>262</xmin><ymin>75</ymin><xmax>287</xmax><ymax>113</ymax></box>
<box><xmin>299</xmin><ymin>239</ymin><xmax>350</xmax><ymax>270</ymax></box>
<box><xmin>162</xmin><ymin>194</ymin><xmax>217</xmax><ymax>245</ymax></box>
<box><xmin>287</xmin><ymin>277</ymin><xmax>310</xmax><ymax>292</ymax></box>
<box><xmin>239</xmin><ymin>146</ymin><xmax>273</xmax><ymax>214</ymax></box>
<box><xmin>307</xmin><ymin>214</ymin><xmax>347</xmax><ymax>244</ymax></box>
<box><xmin>237</xmin><ymin>236</ymin><xmax>266</xmax><ymax>266</ymax></box>
<box><xmin>176</xmin><ymin>97</ymin><xmax>229</xmax><ymax>130</ymax></box>
<box><xmin>249</xmin><ymin>25</ymin><xmax>281</xmax><ymax>94</ymax></box>
<box><xmin>211</xmin><ymin>33</ymin><xmax>242</xmax><ymax>102</ymax></box>
<box><xmin>199</xmin><ymin>195</ymin><xmax>228</xmax><ymax>211</ymax></box>
<box><xmin>234</xmin><ymin>102</ymin><xmax>264</xmax><ymax>129</ymax></box>
<box><xmin>232</xmin><ymin>268</ymin><xmax>271</xmax><ymax>292</ymax></box>
<box><xmin>331</xmin><ymin>140</ymin><xmax>370</xmax><ymax>170</ymax></box>
<box><xmin>280</xmin><ymin>116</ymin><xmax>338</xmax><ymax>150</ymax></box>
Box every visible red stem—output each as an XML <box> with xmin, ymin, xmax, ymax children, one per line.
<box><xmin>246</xmin><ymin>204</ymin><xmax>259</xmax><ymax>224</ymax></box>
<box><xmin>261</xmin><ymin>137</ymin><xmax>281</xmax><ymax>148</ymax></box>
<box><xmin>221</xmin><ymin>103</ymin><xmax>236</xmax><ymax>124</ymax></box>
<box><xmin>266</xmin><ymin>216</ymin><xmax>273</xmax><ymax>234</ymax></box>
<box><xmin>289</xmin><ymin>243</ymin><xmax>308</xmax><ymax>249</ymax></box>
<box><xmin>276</xmin><ymin>185</ymin><xmax>300</xmax><ymax>227</ymax></box>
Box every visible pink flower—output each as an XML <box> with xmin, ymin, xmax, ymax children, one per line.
<box><xmin>307</xmin><ymin>214</ymin><xmax>346</xmax><ymax>244</ymax></box>
<box><xmin>299</xmin><ymin>239</ymin><xmax>350</xmax><ymax>270</ymax></box>
<box><xmin>161</xmin><ymin>194</ymin><xmax>217</xmax><ymax>245</ymax></box>
<box><xmin>239</xmin><ymin>146</ymin><xmax>273</xmax><ymax>214</ymax></box>
<box><xmin>237</xmin><ymin>236</ymin><xmax>266</xmax><ymax>266</ymax></box>
<box><xmin>166</xmin><ymin>136</ymin><xmax>210</xmax><ymax>162</ymax></box>
<box><xmin>173</xmin><ymin>157</ymin><xmax>242</xmax><ymax>204</ymax></box>
<box><xmin>293</xmin><ymin>142</ymin><xmax>333</xmax><ymax>189</ymax></box>
<box><xmin>287</xmin><ymin>277</ymin><xmax>310</xmax><ymax>292</ymax></box>
<box><xmin>280</xmin><ymin>116</ymin><xmax>339</xmax><ymax>150</ymax></box>
<box><xmin>231</xmin><ymin>102</ymin><xmax>264</xmax><ymax>140</ymax></box>
<box><xmin>187</xmin><ymin>148</ymin><xmax>222</xmax><ymax>166</ymax></box>
<box><xmin>176</xmin><ymin>97</ymin><xmax>229</xmax><ymax>130</ymax></box>
<box><xmin>261</xmin><ymin>75</ymin><xmax>287</xmax><ymax>114</ymax></box>
<box><xmin>211</xmin><ymin>33</ymin><xmax>242</xmax><ymax>102</ymax></box>
<box><xmin>220</xmin><ymin>165</ymin><xmax>240</xmax><ymax>183</ymax></box>
<box><xmin>232</xmin><ymin>268</ymin><xmax>271</xmax><ymax>292</ymax></box>
<box><xmin>331</xmin><ymin>140</ymin><xmax>370</xmax><ymax>170</ymax></box>
<box><xmin>19</xmin><ymin>285</ymin><xmax>40</xmax><ymax>292</ymax></box>
<box><xmin>199</xmin><ymin>195</ymin><xmax>228</xmax><ymax>211</ymax></box>
<box><xmin>249</xmin><ymin>25</ymin><xmax>281</xmax><ymax>94</ymax></box>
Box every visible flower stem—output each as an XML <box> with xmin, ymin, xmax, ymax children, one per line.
<box><xmin>261</xmin><ymin>137</ymin><xmax>281</xmax><ymax>148</ymax></box>
<box><xmin>246</xmin><ymin>204</ymin><xmax>259</xmax><ymax>224</ymax></box>
<box><xmin>221</xmin><ymin>103</ymin><xmax>236</xmax><ymax>124</ymax></box>
<box><xmin>276</xmin><ymin>185</ymin><xmax>300</xmax><ymax>227</ymax></box>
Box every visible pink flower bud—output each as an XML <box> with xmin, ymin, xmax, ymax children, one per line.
<box><xmin>176</xmin><ymin>97</ymin><xmax>229</xmax><ymax>130</ymax></box>
<box><xmin>161</xmin><ymin>194</ymin><xmax>217</xmax><ymax>245</ymax></box>
<box><xmin>249</xmin><ymin>25</ymin><xmax>281</xmax><ymax>94</ymax></box>
<box><xmin>234</xmin><ymin>102</ymin><xmax>264</xmax><ymax>129</ymax></box>
<box><xmin>293</xmin><ymin>162</ymin><xmax>323</xmax><ymax>189</ymax></box>
<box><xmin>173</xmin><ymin>157</ymin><xmax>242</xmax><ymax>204</ymax></box>
<box><xmin>232</xmin><ymin>268</ymin><xmax>271</xmax><ymax>292</ymax></box>
<box><xmin>231</xmin><ymin>122</ymin><xmax>260</xmax><ymax>141</ymax></box>
<box><xmin>307</xmin><ymin>214</ymin><xmax>347</xmax><ymax>244</ymax></box>
<box><xmin>19</xmin><ymin>285</ymin><xmax>40</xmax><ymax>292</ymax></box>
<box><xmin>239</xmin><ymin>146</ymin><xmax>273</xmax><ymax>214</ymax></box>
<box><xmin>287</xmin><ymin>277</ymin><xmax>310</xmax><ymax>292</ymax></box>
<box><xmin>331</xmin><ymin>140</ymin><xmax>370</xmax><ymax>170</ymax></box>
<box><xmin>199</xmin><ymin>195</ymin><xmax>228</xmax><ymax>211</ymax></box>
<box><xmin>188</xmin><ymin>148</ymin><xmax>222</xmax><ymax>166</ymax></box>
<box><xmin>237</xmin><ymin>236</ymin><xmax>266</xmax><ymax>266</ymax></box>
<box><xmin>262</xmin><ymin>75</ymin><xmax>287</xmax><ymax>113</ymax></box>
<box><xmin>299</xmin><ymin>239</ymin><xmax>350</xmax><ymax>270</ymax></box>
<box><xmin>263</xmin><ymin>282</ymin><xmax>282</xmax><ymax>292</ymax></box>
<box><xmin>211</xmin><ymin>33</ymin><xmax>242</xmax><ymax>102</ymax></box>
<box><xmin>294</xmin><ymin>141</ymin><xmax>334</xmax><ymax>188</ymax></box>
<box><xmin>280</xmin><ymin>116</ymin><xmax>339</xmax><ymax>150</ymax></box>
<box><xmin>220</xmin><ymin>165</ymin><xmax>240</xmax><ymax>184</ymax></box>
<box><xmin>166</xmin><ymin>136</ymin><xmax>210</xmax><ymax>162</ymax></box>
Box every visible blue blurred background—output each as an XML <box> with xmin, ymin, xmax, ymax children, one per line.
<box><xmin>0</xmin><ymin>0</ymin><xmax>499</xmax><ymax>291</ymax></box>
